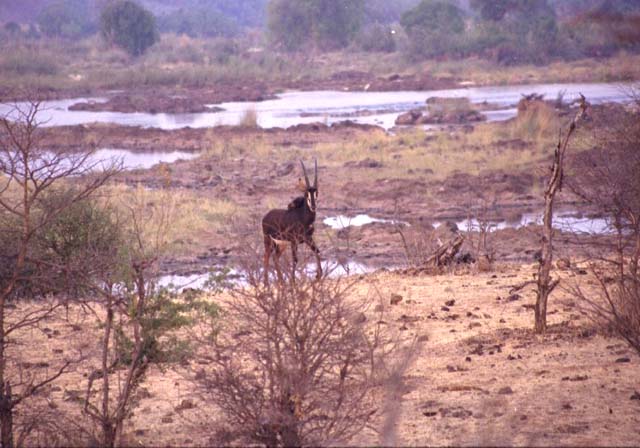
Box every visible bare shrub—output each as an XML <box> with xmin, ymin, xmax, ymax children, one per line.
<box><xmin>194</xmin><ymin>246</ymin><xmax>392</xmax><ymax>446</ymax></box>
<box><xmin>395</xmin><ymin>219</ymin><xmax>442</xmax><ymax>268</ymax></box>
<box><xmin>0</xmin><ymin>99</ymin><xmax>118</xmax><ymax>447</ymax></box>
<box><xmin>79</xmin><ymin>185</ymin><xmax>218</xmax><ymax>447</ymax></box>
<box><xmin>461</xmin><ymin>197</ymin><xmax>497</xmax><ymax>272</ymax></box>
<box><xmin>569</xmin><ymin>95</ymin><xmax>640</xmax><ymax>353</ymax></box>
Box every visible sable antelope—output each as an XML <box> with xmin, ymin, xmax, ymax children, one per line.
<box><xmin>262</xmin><ymin>160</ymin><xmax>322</xmax><ymax>284</ymax></box>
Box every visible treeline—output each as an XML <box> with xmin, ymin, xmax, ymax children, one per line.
<box><xmin>2</xmin><ymin>0</ymin><xmax>640</xmax><ymax>64</ymax></box>
<box><xmin>266</xmin><ymin>0</ymin><xmax>640</xmax><ymax>63</ymax></box>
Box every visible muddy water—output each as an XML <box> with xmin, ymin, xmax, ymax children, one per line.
<box><xmin>158</xmin><ymin>260</ymin><xmax>377</xmax><ymax>291</ymax></box>
<box><xmin>0</xmin><ymin>82</ymin><xmax>634</xmax><ymax>130</ymax></box>
<box><xmin>325</xmin><ymin>211</ymin><xmax>613</xmax><ymax>235</ymax></box>
<box><xmin>323</xmin><ymin>214</ymin><xmax>408</xmax><ymax>229</ymax></box>
<box><xmin>91</xmin><ymin>148</ymin><xmax>198</xmax><ymax>170</ymax></box>
<box><xmin>448</xmin><ymin>212</ymin><xmax>612</xmax><ymax>235</ymax></box>
<box><xmin>0</xmin><ymin>148</ymin><xmax>198</xmax><ymax>173</ymax></box>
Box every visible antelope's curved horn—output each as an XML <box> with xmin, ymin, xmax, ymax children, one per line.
<box><xmin>313</xmin><ymin>158</ymin><xmax>318</xmax><ymax>189</ymax></box>
<box><xmin>300</xmin><ymin>160</ymin><xmax>310</xmax><ymax>188</ymax></box>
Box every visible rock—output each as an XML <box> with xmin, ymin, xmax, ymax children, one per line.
<box><xmin>469</xmin><ymin>322</ymin><xmax>482</xmax><ymax>329</ymax></box>
<box><xmin>445</xmin><ymin>299</ymin><xmax>455</xmax><ymax>307</ymax></box>
<box><xmin>561</xmin><ymin>375</ymin><xmax>589</xmax><ymax>381</ymax></box>
<box><xmin>395</xmin><ymin>109</ymin><xmax>424</xmax><ymax>125</ymax></box>
<box><xmin>441</xmin><ymin>306</ymin><xmax>450</xmax><ymax>312</ymax></box>
<box><xmin>498</xmin><ymin>386</ymin><xmax>514</xmax><ymax>395</ymax></box>
<box><xmin>358</xmin><ymin>157</ymin><xmax>383</xmax><ymax>168</ymax></box>
<box><xmin>390</xmin><ymin>294</ymin><xmax>403</xmax><ymax>305</ymax></box>
<box><xmin>630</xmin><ymin>391</ymin><xmax>640</xmax><ymax>400</ymax></box>
<box><xmin>615</xmin><ymin>357</ymin><xmax>631</xmax><ymax>363</ymax></box>
<box><xmin>440</xmin><ymin>406</ymin><xmax>473</xmax><ymax>419</ymax></box>
<box><xmin>507</xmin><ymin>294</ymin><xmax>521</xmax><ymax>302</ymax></box>
<box><xmin>175</xmin><ymin>399</ymin><xmax>196</xmax><ymax>411</ymax></box>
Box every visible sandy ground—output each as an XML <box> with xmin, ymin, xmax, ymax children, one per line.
<box><xmin>9</xmin><ymin>262</ymin><xmax>639</xmax><ymax>446</ymax></box>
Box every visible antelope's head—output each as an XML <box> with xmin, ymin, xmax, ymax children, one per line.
<box><xmin>300</xmin><ymin>159</ymin><xmax>318</xmax><ymax>213</ymax></box>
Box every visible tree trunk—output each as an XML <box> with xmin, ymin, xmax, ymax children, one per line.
<box><xmin>102</xmin><ymin>304</ymin><xmax>114</xmax><ymax>448</ymax></box>
<box><xmin>0</xmin><ymin>382</ymin><xmax>13</xmax><ymax>448</ymax></box>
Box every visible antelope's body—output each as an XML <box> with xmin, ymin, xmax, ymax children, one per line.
<box><xmin>262</xmin><ymin>160</ymin><xmax>322</xmax><ymax>284</ymax></box>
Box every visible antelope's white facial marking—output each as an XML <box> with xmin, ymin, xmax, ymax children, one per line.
<box><xmin>306</xmin><ymin>190</ymin><xmax>318</xmax><ymax>212</ymax></box>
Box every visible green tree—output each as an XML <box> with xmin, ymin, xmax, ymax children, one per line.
<box><xmin>400</xmin><ymin>0</ymin><xmax>466</xmax><ymax>59</ymax></box>
<box><xmin>306</xmin><ymin>0</ymin><xmax>365</xmax><ymax>50</ymax></box>
<box><xmin>100</xmin><ymin>0</ymin><xmax>158</xmax><ymax>56</ymax></box>
<box><xmin>469</xmin><ymin>0</ymin><xmax>559</xmax><ymax>64</ymax></box>
<box><xmin>355</xmin><ymin>23</ymin><xmax>396</xmax><ymax>52</ymax></box>
<box><xmin>267</xmin><ymin>0</ymin><xmax>364</xmax><ymax>51</ymax></box>
<box><xmin>157</xmin><ymin>7</ymin><xmax>239</xmax><ymax>37</ymax></box>
<box><xmin>267</xmin><ymin>0</ymin><xmax>312</xmax><ymax>51</ymax></box>
<box><xmin>470</xmin><ymin>0</ymin><xmax>511</xmax><ymax>21</ymax></box>
<box><xmin>3</xmin><ymin>22</ymin><xmax>20</xmax><ymax>38</ymax></box>
<box><xmin>37</xmin><ymin>0</ymin><xmax>95</xmax><ymax>38</ymax></box>
<box><xmin>363</xmin><ymin>0</ymin><xmax>421</xmax><ymax>24</ymax></box>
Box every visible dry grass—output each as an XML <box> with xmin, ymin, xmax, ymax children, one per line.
<box><xmin>308</xmin><ymin>115</ymin><xmax>558</xmax><ymax>182</ymax></box>
<box><xmin>103</xmin><ymin>184</ymin><xmax>240</xmax><ymax>255</ymax></box>
<box><xmin>2</xmin><ymin>35</ymin><xmax>639</xmax><ymax>94</ymax></box>
<box><xmin>238</xmin><ymin>107</ymin><xmax>259</xmax><ymax>128</ymax></box>
<box><xmin>423</xmin><ymin>53</ymin><xmax>640</xmax><ymax>85</ymax></box>
<box><xmin>204</xmin><ymin>132</ymin><xmax>276</xmax><ymax>160</ymax></box>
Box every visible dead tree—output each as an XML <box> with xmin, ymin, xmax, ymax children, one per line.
<box><xmin>535</xmin><ymin>95</ymin><xmax>588</xmax><ymax>333</ymax></box>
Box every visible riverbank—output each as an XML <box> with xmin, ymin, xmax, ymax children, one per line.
<box><xmin>1</xmin><ymin>34</ymin><xmax>639</xmax><ymax>109</ymax></box>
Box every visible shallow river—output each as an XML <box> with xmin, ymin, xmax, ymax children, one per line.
<box><xmin>0</xmin><ymin>82</ymin><xmax>635</xmax><ymax>130</ymax></box>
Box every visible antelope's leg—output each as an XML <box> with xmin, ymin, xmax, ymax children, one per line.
<box><xmin>306</xmin><ymin>238</ymin><xmax>322</xmax><ymax>279</ymax></box>
<box><xmin>263</xmin><ymin>235</ymin><xmax>273</xmax><ymax>285</ymax></box>
<box><xmin>274</xmin><ymin>243</ymin><xmax>284</xmax><ymax>284</ymax></box>
<box><xmin>290</xmin><ymin>242</ymin><xmax>298</xmax><ymax>282</ymax></box>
